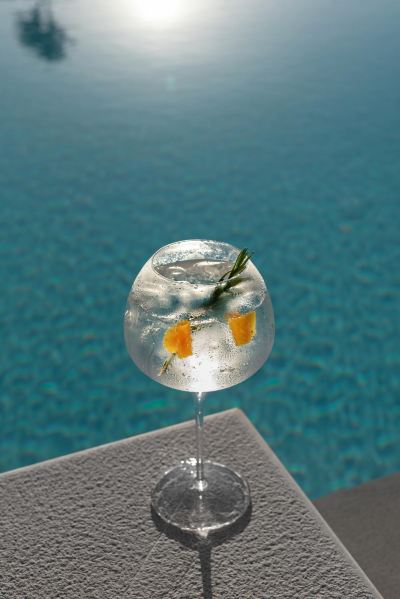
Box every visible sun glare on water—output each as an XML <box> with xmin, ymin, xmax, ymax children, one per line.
<box><xmin>134</xmin><ymin>0</ymin><xmax>186</xmax><ymax>27</ymax></box>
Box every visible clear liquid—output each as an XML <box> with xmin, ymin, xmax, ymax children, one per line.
<box><xmin>125</xmin><ymin>251</ymin><xmax>274</xmax><ymax>392</ymax></box>
<box><xmin>156</xmin><ymin>259</ymin><xmax>231</xmax><ymax>285</ymax></box>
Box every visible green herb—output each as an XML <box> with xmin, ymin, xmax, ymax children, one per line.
<box><xmin>207</xmin><ymin>248</ymin><xmax>253</xmax><ymax>306</ymax></box>
<box><xmin>159</xmin><ymin>248</ymin><xmax>252</xmax><ymax>375</ymax></box>
<box><xmin>159</xmin><ymin>353</ymin><xmax>175</xmax><ymax>376</ymax></box>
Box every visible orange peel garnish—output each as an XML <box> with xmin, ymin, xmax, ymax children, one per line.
<box><xmin>227</xmin><ymin>311</ymin><xmax>256</xmax><ymax>346</ymax></box>
<box><xmin>163</xmin><ymin>320</ymin><xmax>193</xmax><ymax>358</ymax></box>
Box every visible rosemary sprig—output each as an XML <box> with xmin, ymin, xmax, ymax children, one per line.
<box><xmin>159</xmin><ymin>353</ymin><xmax>175</xmax><ymax>376</ymax></box>
<box><xmin>159</xmin><ymin>248</ymin><xmax>253</xmax><ymax>375</ymax></box>
<box><xmin>207</xmin><ymin>248</ymin><xmax>252</xmax><ymax>306</ymax></box>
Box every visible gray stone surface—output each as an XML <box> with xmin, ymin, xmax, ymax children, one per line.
<box><xmin>0</xmin><ymin>409</ymin><xmax>382</xmax><ymax>598</ymax></box>
<box><xmin>315</xmin><ymin>472</ymin><xmax>400</xmax><ymax>599</ymax></box>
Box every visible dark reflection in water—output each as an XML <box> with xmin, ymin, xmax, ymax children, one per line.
<box><xmin>16</xmin><ymin>1</ymin><xmax>70</xmax><ymax>61</ymax></box>
<box><xmin>152</xmin><ymin>505</ymin><xmax>252</xmax><ymax>598</ymax></box>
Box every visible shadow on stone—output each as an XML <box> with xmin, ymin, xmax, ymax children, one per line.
<box><xmin>151</xmin><ymin>504</ymin><xmax>252</xmax><ymax>598</ymax></box>
<box><xmin>16</xmin><ymin>0</ymin><xmax>71</xmax><ymax>62</ymax></box>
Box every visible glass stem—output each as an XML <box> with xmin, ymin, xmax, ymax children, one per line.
<box><xmin>194</xmin><ymin>392</ymin><xmax>205</xmax><ymax>484</ymax></box>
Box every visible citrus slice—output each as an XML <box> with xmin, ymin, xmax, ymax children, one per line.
<box><xmin>227</xmin><ymin>311</ymin><xmax>256</xmax><ymax>346</ymax></box>
<box><xmin>163</xmin><ymin>320</ymin><xmax>193</xmax><ymax>358</ymax></box>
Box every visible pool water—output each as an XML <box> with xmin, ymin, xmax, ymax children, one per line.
<box><xmin>1</xmin><ymin>0</ymin><xmax>399</xmax><ymax>498</ymax></box>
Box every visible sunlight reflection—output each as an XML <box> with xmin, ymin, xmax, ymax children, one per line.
<box><xmin>134</xmin><ymin>0</ymin><xmax>187</xmax><ymax>28</ymax></box>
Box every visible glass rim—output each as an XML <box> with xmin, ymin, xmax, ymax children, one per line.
<box><xmin>150</xmin><ymin>239</ymin><xmax>242</xmax><ymax>286</ymax></box>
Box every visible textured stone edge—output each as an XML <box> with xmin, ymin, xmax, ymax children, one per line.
<box><xmin>0</xmin><ymin>409</ymin><xmax>241</xmax><ymax>481</ymax></box>
<box><xmin>233</xmin><ymin>409</ymin><xmax>384</xmax><ymax>599</ymax></box>
<box><xmin>314</xmin><ymin>472</ymin><xmax>400</xmax><ymax>599</ymax></box>
<box><xmin>0</xmin><ymin>407</ymin><xmax>384</xmax><ymax>598</ymax></box>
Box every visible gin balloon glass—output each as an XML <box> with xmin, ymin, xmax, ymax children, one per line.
<box><xmin>124</xmin><ymin>240</ymin><xmax>274</xmax><ymax>536</ymax></box>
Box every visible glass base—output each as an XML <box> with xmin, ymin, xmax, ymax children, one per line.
<box><xmin>151</xmin><ymin>459</ymin><xmax>251</xmax><ymax>537</ymax></box>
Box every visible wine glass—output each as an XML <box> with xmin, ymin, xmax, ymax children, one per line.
<box><xmin>124</xmin><ymin>240</ymin><xmax>274</xmax><ymax>536</ymax></box>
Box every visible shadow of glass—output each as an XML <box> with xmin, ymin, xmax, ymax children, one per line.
<box><xmin>16</xmin><ymin>1</ymin><xmax>71</xmax><ymax>61</ymax></box>
<box><xmin>151</xmin><ymin>504</ymin><xmax>252</xmax><ymax>599</ymax></box>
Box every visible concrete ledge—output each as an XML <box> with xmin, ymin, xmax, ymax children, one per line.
<box><xmin>0</xmin><ymin>409</ymin><xmax>381</xmax><ymax>598</ymax></box>
<box><xmin>315</xmin><ymin>472</ymin><xmax>400</xmax><ymax>599</ymax></box>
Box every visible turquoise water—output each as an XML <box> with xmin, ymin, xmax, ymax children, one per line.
<box><xmin>1</xmin><ymin>0</ymin><xmax>399</xmax><ymax>498</ymax></box>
